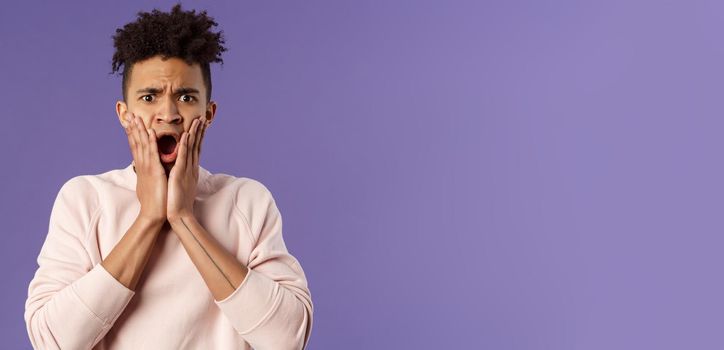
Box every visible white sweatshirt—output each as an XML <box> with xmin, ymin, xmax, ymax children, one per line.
<box><xmin>24</xmin><ymin>162</ymin><xmax>313</xmax><ymax>349</ymax></box>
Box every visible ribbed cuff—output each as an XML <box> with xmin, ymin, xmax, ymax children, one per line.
<box><xmin>70</xmin><ymin>263</ymin><xmax>136</xmax><ymax>325</ymax></box>
<box><xmin>214</xmin><ymin>268</ymin><xmax>280</xmax><ymax>334</ymax></box>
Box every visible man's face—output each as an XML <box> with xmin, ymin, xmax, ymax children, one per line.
<box><xmin>115</xmin><ymin>55</ymin><xmax>217</xmax><ymax>174</ymax></box>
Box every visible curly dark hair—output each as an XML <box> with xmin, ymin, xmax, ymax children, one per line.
<box><xmin>110</xmin><ymin>3</ymin><xmax>227</xmax><ymax>103</ymax></box>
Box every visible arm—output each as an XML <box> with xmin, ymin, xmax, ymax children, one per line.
<box><xmin>168</xmin><ymin>215</ymin><xmax>248</xmax><ymax>301</ymax></box>
<box><xmin>24</xmin><ymin>177</ymin><xmax>162</xmax><ymax>349</ymax></box>
<box><xmin>168</xmin><ymin>181</ymin><xmax>313</xmax><ymax>350</ymax></box>
<box><xmin>101</xmin><ymin>215</ymin><xmax>165</xmax><ymax>290</ymax></box>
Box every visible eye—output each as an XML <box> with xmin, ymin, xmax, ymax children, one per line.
<box><xmin>179</xmin><ymin>95</ymin><xmax>196</xmax><ymax>102</ymax></box>
<box><xmin>141</xmin><ymin>95</ymin><xmax>154</xmax><ymax>102</ymax></box>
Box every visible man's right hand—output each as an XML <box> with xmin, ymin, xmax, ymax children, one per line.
<box><xmin>123</xmin><ymin>112</ymin><xmax>167</xmax><ymax>224</ymax></box>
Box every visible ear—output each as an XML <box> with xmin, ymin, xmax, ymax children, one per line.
<box><xmin>205</xmin><ymin>100</ymin><xmax>217</xmax><ymax>126</ymax></box>
<box><xmin>116</xmin><ymin>100</ymin><xmax>129</xmax><ymax>127</ymax></box>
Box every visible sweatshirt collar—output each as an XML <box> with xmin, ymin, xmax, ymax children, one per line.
<box><xmin>120</xmin><ymin>161</ymin><xmax>212</xmax><ymax>194</ymax></box>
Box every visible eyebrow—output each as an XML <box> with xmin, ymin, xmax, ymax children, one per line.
<box><xmin>135</xmin><ymin>87</ymin><xmax>200</xmax><ymax>95</ymax></box>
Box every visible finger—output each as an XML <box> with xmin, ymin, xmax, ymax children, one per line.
<box><xmin>126</xmin><ymin>113</ymin><xmax>141</xmax><ymax>162</ymax></box>
<box><xmin>123</xmin><ymin>116</ymin><xmax>134</xmax><ymax>148</ymax></box>
<box><xmin>122</xmin><ymin>112</ymin><xmax>133</xmax><ymax>134</ymax></box>
<box><xmin>130</xmin><ymin>115</ymin><xmax>143</xmax><ymax>164</ymax></box>
<box><xmin>148</xmin><ymin>129</ymin><xmax>160</xmax><ymax>162</ymax></box>
<box><xmin>176</xmin><ymin>131</ymin><xmax>189</xmax><ymax>171</ymax></box>
<box><xmin>134</xmin><ymin>115</ymin><xmax>148</xmax><ymax>148</ymax></box>
<box><xmin>188</xmin><ymin>119</ymin><xmax>198</xmax><ymax>156</ymax></box>
<box><xmin>198</xmin><ymin>121</ymin><xmax>207</xmax><ymax>162</ymax></box>
<box><xmin>134</xmin><ymin>115</ymin><xmax>149</xmax><ymax>164</ymax></box>
<box><xmin>187</xmin><ymin>119</ymin><xmax>199</xmax><ymax>171</ymax></box>
<box><xmin>192</xmin><ymin>119</ymin><xmax>203</xmax><ymax>168</ymax></box>
<box><xmin>194</xmin><ymin>119</ymin><xmax>204</xmax><ymax>169</ymax></box>
<box><xmin>122</xmin><ymin>111</ymin><xmax>133</xmax><ymax>136</ymax></box>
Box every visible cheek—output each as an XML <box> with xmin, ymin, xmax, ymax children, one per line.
<box><xmin>185</xmin><ymin>115</ymin><xmax>204</xmax><ymax>131</ymax></box>
<box><xmin>128</xmin><ymin>111</ymin><xmax>151</xmax><ymax>127</ymax></box>
<box><xmin>140</xmin><ymin>118</ymin><xmax>152</xmax><ymax>129</ymax></box>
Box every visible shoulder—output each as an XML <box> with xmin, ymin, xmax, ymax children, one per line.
<box><xmin>200</xmin><ymin>169</ymin><xmax>286</xmax><ymax>245</ymax></box>
<box><xmin>231</xmin><ymin>176</ymin><xmax>277</xmax><ymax>225</ymax></box>
<box><xmin>51</xmin><ymin>175</ymin><xmax>102</xmax><ymax>241</ymax></box>
<box><xmin>204</xmin><ymin>169</ymin><xmax>276</xmax><ymax>206</ymax></box>
<box><xmin>235</xmin><ymin>177</ymin><xmax>275</xmax><ymax>203</ymax></box>
<box><xmin>224</xmin><ymin>176</ymin><xmax>280</xmax><ymax>239</ymax></box>
<box><xmin>58</xmin><ymin>166</ymin><xmax>130</xmax><ymax>197</ymax></box>
<box><xmin>56</xmin><ymin>175</ymin><xmax>99</xmax><ymax>205</ymax></box>
<box><xmin>201</xmin><ymin>169</ymin><xmax>280</xmax><ymax>228</ymax></box>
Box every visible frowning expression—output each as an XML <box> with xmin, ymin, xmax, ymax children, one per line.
<box><xmin>115</xmin><ymin>55</ymin><xmax>216</xmax><ymax>172</ymax></box>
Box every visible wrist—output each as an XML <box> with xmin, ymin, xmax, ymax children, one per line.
<box><xmin>168</xmin><ymin>212</ymin><xmax>195</xmax><ymax>226</ymax></box>
<box><xmin>137</xmin><ymin>214</ymin><xmax>166</xmax><ymax>228</ymax></box>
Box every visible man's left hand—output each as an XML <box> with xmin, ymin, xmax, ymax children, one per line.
<box><xmin>168</xmin><ymin>117</ymin><xmax>207</xmax><ymax>221</ymax></box>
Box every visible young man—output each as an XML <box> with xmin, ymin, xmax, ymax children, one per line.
<box><xmin>24</xmin><ymin>4</ymin><xmax>313</xmax><ymax>349</ymax></box>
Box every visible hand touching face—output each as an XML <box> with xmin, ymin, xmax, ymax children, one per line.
<box><xmin>115</xmin><ymin>56</ymin><xmax>216</xmax><ymax>173</ymax></box>
<box><xmin>167</xmin><ymin>117</ymin><xmax>208</xmax><ymax>220</ymax></box>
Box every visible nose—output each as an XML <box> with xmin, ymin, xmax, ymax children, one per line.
<box><xmin>155</xmin><ymin>96</ymin><xmax>182</xmax><ymax>125</ymax></box>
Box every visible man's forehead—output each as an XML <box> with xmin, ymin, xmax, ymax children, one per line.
<box><xmin>130</xmin><ymin>56</ymin><xmax>203</xmax><ymax>88</ymax></box>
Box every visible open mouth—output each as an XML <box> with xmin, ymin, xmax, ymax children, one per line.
<box><xmin>157</xmin><ymin>135</ymin><xmax>178</xmax><ymax>163</ymax></box>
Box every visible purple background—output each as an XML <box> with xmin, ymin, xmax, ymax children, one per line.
<box><xmin>1</xmin><ymin>0</ymin><xmax>722</xmax><ymax>349</ymax></box>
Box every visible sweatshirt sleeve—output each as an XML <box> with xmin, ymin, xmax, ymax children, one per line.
<box><xmin>24</xmin><ymin>176</ymin><xmax>136</xmax><ymax>349</ymax></box>
<box><xmin>215</xmin><ymin>179</ymin><xmax>314</xmax><ymax>350</ymax></box>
